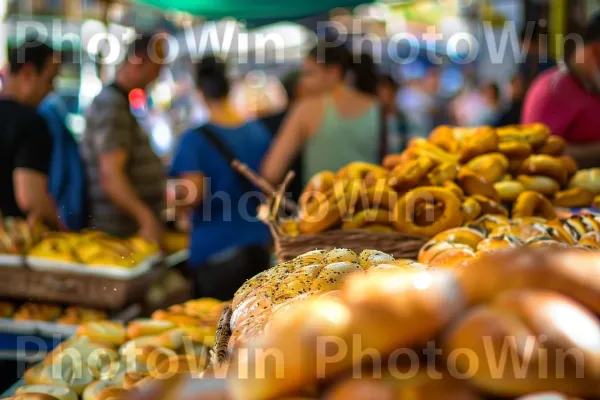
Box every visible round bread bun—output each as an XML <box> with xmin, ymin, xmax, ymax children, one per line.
<box><xmin>519</xmin><ymin>155</ymin><xmax>568</xmax><ymax>186</ymax></box>
<box><xmin>83</xmin><ymin>381</ymin><xmax>120</xmax><ymax>400</ymax></box>
<box><xmin>466</xmin><ymin>215</ymin><xmax>510</xmax><ymax>237</ymax></box>
<box><xmin>428</xmin><ymin>247</ymin><xmax>477</xmax><ymax>270</ymax></box>
<box><xmin>476</xmin><ymin>235</ymin><xmax>523</xmax><ymax>253</ymax></box>
<box><xmin>489</xmin><ymin>223</ymin><xmax>548</xmax><ymax>242</ymax></box>
<box><xmin>77</xmin><ymin>322</ymin><xmax>126</xmax><ymax>347</ymax></box>
<box><xmin>126</xmin><ymin>319</ymin><xmax>175</xmax><ymax>340</ymax></box>
<box><xmin>578</xmin><ymin>231</ymin><xmax>600</xmax><ymax>248</ymax></box>
<box><xmin>569</xmin><ymin>168</ymin><xmax>600</xmax><ymax>194</ymax></box>
<box><xmin>442</xmin><ymin>292</ymin><xmax>600</xmax><ymax>397</ymax></box>
<box><xmin>458</xmin><ymin>249</ymin><xmax>600</xmax><ymax>315</ymax></box>
<box><xmin>418</xmin><ymin>241</ymin><xmax>466</xmax><ymax>265</ymax></box>
<box><xmin>429</xmin><ymin>227</ymin><xmax>486</xmax><ymax>250</ymax></box>
<box><xmin>526</xmin><ymin>238</ymin><xmax>569</xmax><ymax>250</ymax></box>
<box><xmin>517</xmin><ymin>175</ymin><xmax>561</xmax><ymax>197</ymax></box>
<box><xmin>16</xmin><ymin>385</ymin><xmax>78</xmax><ymax>400</ymax></box>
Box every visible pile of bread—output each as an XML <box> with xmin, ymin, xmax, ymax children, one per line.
<box><xmin>289</xmin><ymin>123</ymin><xmax>600</xmax><ymax>238</ymax></box>
<box><xmin>0</xmin><ymin>302</ymin><xmax>106</xmax><ymax>325</ymax></box>
<box><xmin>93</xmin><ymin>248</ymin><xmax>600</xmax><ymax>400</ymax></box>
<box><xmin>418</xmin><ymin>213</ymin><xmax>600</xmax><ymax>269</ymax></box>
<box><xmin>224</xmin><ymin>248</ymin><xmax>600</xmax><ymax>400</ymax></box>
<box><xmin>0</xmin><ymin>216</ymin><xmax>47</xmax><ymax>255</ymax></box>
<box><xmin>12</xmin><ymin>298</ymin><xmax>225</xmax><ymax>400</ymax></box>
<box><xmin>27</xmin><ymin>232</ymin><xmax>160</xmax><ymax>268</ymax></box>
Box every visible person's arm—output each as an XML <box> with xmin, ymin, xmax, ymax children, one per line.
<box><xmin>565</xmin><ymin>143</ymin><xmax>600</xmax><ymax>169</ymax></box>
<box><xmin>13</xmin><ymin>116</ymin><xmax>60</xmax><ymax>229</ymax></box>
<box><xmin>260</xmin><ymin>102</ymin><xmax>310</xmax><ymax>185</ymax></box>
<box><xmin>98</xmin><ymin>149</ymin><xmax>163</xmax><ymax>245</ymax></box>
<box><xmin>14</xmin><ymin>170</ymin><xmax>59</xmax><ymax>229</ymax></box>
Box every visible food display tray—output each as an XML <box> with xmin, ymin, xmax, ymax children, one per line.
<box><xmin>0</xmin><ymin>254</ymin><xmax>25</xmax><ymax>268</ymax></box>
<box><xmin>26</xmin><ymin>254</ymin><xmax>161</xmax><ymax>280</ymax></box>
<box><xmin>0</xmin><ymin>318</ymin><xmax>37</xmax><ymax>335</ymax></box>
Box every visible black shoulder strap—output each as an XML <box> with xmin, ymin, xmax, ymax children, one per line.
<box><xmin>195</xmin><ymin>125</ymin><xmax>255</xmax><ymax>194</ymax></box>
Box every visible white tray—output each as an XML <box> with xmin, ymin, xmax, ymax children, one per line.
<box><xmin>0</xmin><ymin>254</ymin><xmax>25</xmax><ymax>268</ymax></box>
<box><xmin>36</xmin><ymin>321</ymin><xmax>78</xmax><ymax>337</ymax></box>
<box><xmin>165</xmin><ymin>249</ymin><xmax>189</xmax><ymax>268</ymax></box>
<box><xmin>26</xmin><ymin>254</ymin><xmax>161</xmax><ymax>280</ymax></box>
<box><xmin>0</xmin><ymin>318</ymin><xmax>37</xmax><ymax>335</ymax></box>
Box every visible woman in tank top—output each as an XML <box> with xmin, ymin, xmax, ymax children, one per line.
<box><xmin>261</xmin><ymin>42</ymin><xmax>381</xmax><ymax>187</ymax></box>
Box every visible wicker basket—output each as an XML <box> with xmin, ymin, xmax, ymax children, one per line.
<box><xmin>261</xmin><ymin>173</ymin><xmax>428</xmax><ymax>263</ymax></box>
<box><xmin>211</xmin><ymin>305</ymin><xmax>233</xmax><ymax>367</ymax></box>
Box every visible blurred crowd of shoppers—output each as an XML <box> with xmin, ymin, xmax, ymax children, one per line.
<box><xmin>3</xmin><ymin>12</ymin><xmax>600</xmax><ymax>302</ymax></box>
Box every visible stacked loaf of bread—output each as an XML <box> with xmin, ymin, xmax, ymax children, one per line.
<box><xmin>289</xmin><ymin>123</ymin><xmax>600</xmax><ymax>238</ymax></box>
<box><xmin>418</xmin><ymin>213</ymin><xmax>600</xmax><ymax>269</ymax></box>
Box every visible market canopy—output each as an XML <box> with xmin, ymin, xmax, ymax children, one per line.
<box><xmin>135</xmin><ymin>0</ymin><xmax>371</xmax><ymax>21</ymax></box>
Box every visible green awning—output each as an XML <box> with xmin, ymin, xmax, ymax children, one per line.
<box><xmin>136</xmin><ymin>0</ymin><xmax>370</xmax><ymax>20</ymax></box>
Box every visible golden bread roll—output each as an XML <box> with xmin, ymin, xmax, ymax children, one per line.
<box><xmin>77</xmin><ymin>322</ymin><xmax>126</xmax><ymax>347</ymax></box>
<box><xmin>95</xmin><ymin>388</ymin><xmax>128</xmax><ymax>400</ymax></box>
<box><xmin>83</xmin><ymin>381</ymin><xmax>121</xmax><ymax>400</ymax></box>
<box><xmin>545</xmin><ymin>220</ymin><xmax>577</xmax><ymax>245</ymax></box>
<box><xmin>489</xmin><ymin>223</ymin><xmax>548</xmax><ymax>242</ymax></box>
<box><xmin>513</xmin><ymin>191</ymin><xmax>557</xmax><ymax>220</ymax></box>
<box><xmin>526</xmin><ymin>237</ymin><xmax>569</xmax><ymax>250</ymax></box>
<box><xmin>428</xmin><ymin>247</ymin><xmax>477</xmax><ymax>269</ymax></box>
<box><xmin>441</xmin><ymin>290</ymin><xmax>600</xmax><ymax>397</ymax></box>
<box><xmin>0</xmin><ymin>301</ymin><xmax>15</xmax><ymax>318</ymax></box>
<box><xmin>135</xmin><ymin>345</ymin><xmax>178</xmax><ymax>372</ymax></box>
<box><xmin>465</xmin><ymin>153</ymin><xmax>509</xmax><ymax>183</ymax></box>
<box><xmin>322</xmin><ymin>248</ymin><xmax>358</xmax><ymax>265</ymax></box>
<box><xmin>458</xmin><ymin>126</ymin><xmax>499</xmax><ymax>163</ymax></box>
<box><xmin>461</xmin><ymin>196</ymin><xmax>482</xmax><ymax>223</ymax></box>
<box><xmin>150</xmin><ymin>310</ymin><xmax>202</xmax><ymax>327</ymax></box>
<box><xmin>472</xmin><ymin>195</ymin><xmax>509</xmax><ymax>217</ymax></box>
<box><xmin>494</xmin><ymin>180</ymin><xmax>526</xmax><ymax>202</ymax></box>
<box><xmin>476</xmin><ymin>235</ymin><xmax>523</xmax><ymax>253</ymax></box>
<box><xmin>388</xmin><ymin>157</ymin><xmax>436</xmax><ymax>192</ymax></box>
<box><xmin>558</xmin><ymin>155</ymin><xmax>579</xmax><ymax>177</ymax></box>
<box><xmin>443</xmin><ymin>180</ymin><xmax>465</xmax><ymax>201</ymax></box>
<box><xmin>126</xmin><ymin>319</ymin><xmax>175</xmax><ymax>339</ymax></box>
<box><xmin>418</xmin><ymin>241</ymin><xmax>470</xmax><ymax>265</ymax></box>
<box><xmin>310</xmin><ymin>261</ymin><xmax>364</xmax><ymax>291</ymax></box>
<box><xmin>466</xmin><ymin>214</ymin><xmax>510</xmax><ymax>236</ymax></box>
<box><xmin>424</xmin><ymin>161</ymin><xmax>459</xmax><ymax>186</ymax></box>
<box><xmin>458</xmin><ymin>250</ymin><xmax>600</xmax><ymax>315</ymax></box>
<box><xmin>357</xmin><ymin>250</ymin><xmax>394</xmax><ymax>269</ymax></box>
<box><xmin>517</xmin><ymin>175</ymin><xmax>561</xmax><ymax>197</ymax></box>
<box><xmin>458</xmin><ymin>168</ymin><xmax>501</xmax><ymax>201</ymax></box>
<box><xmin>342</xmin><ymin>209</ymin><xmax>393</xmax><ymax>230</ymax></box>
<box><xmin>578</xmin><ymin>231</ymin><xmax>600</xmax><ymax>248</ymax></box>
<box><xmin>428</xmin><ymin>227</ymin><xmax>485</xmax><ymax>250</ymax></box>
<box><xmin>230</xmin><ymin>270</ymin><xmax>466</xmax><ymax>400</ymax></box>
<box><xmin>554</xmin><ymin>188</ymin><xmax>595</xmax><ymax>208</ymax></box>
<box><xmin>537</xmin><ymin>135</ymin><xmax>566</xmax><ymax>156</ymax></box>
<box><xmin>123</xmin><ymin>372</ymin><xmax>147</xmax><ymax>390</ymax></box>
<box><xmin>393</xmin><ymin>186</ymin><xmax>463</xmax><ymax>237</ymax></box>
<box><xmin>357</xmin><ymin>185</ymin><xmax>399</xmax><ymax>212</ymax></box>
<box><xmin>36</xmin><ymin>362</ymin><xmax>95</xmax><ymax>394</ymax></box>
<box><xmin>497</xmin><ymin>124</ymin><xmax>551</xmax><ymax>148</ymax></box>
<box><xmin>519</xmin><ymin>155</ymin><xmax>567</xmax><ymax>186</ymax></box>
<box><xmin>568</xmin><ymin>168</ymin><xmax>600</xmax><ymax>194</ymax></box>
<box><xmin>16</xmin><ymin>386</ymin><xmax>78</xmax><ymax>400</ymax></box>
<box><xmin>298</xmin><ymin>185</ymin><xmax>344</xmax><ymax>234</ymax></box>
<box><xmin>499</xmin><ymin>141</ymin><xmax>533</xmax><ymax>159</ymax></box>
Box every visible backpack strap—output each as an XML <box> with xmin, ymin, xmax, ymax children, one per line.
<box><xmin>195</xmin><ymin>125</ymin><xmax>256</xmax><ymax>195</ymax></box>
